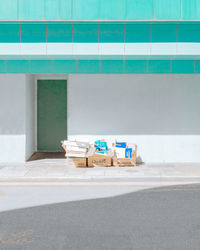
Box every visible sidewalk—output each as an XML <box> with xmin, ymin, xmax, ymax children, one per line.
<box><xmin>0</xmin><ymin>159</ymin><xmax>200</xmax><ymax>185</ymax></box>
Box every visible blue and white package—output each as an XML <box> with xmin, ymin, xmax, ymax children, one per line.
<box><xmin>115</xmin><ymin>142</ymin><xmax>127</xmax><ymax>148</ymax></box>
<box><xmin>125</xmin><ymin>148</ymin><xmax>133</xmax><ymax>158</ymax></box>
<box><xmin>94</xmin><ymin>140</ymin><xmax>108</xmax><ymax>151</ymax></box>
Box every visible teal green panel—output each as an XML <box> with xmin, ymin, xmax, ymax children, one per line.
<box><xmin>73</xmin><ymin>24</ymin><xmax>98</xmax><ymax>43</ymax></box>
<box><xmin>178</xmin><ymin>24</ymin><xmax>200</xmax><ymax>42</ymax></box>
<box><xmin>21</xmin><ymin>24</ymin><xmax>46</xmax><ymax>43</ymax></box>
<box><xmin>7</xmin><ymin>60</ymin><xmax>29</xmax><ymax>73</ymax></box>
<box><xmin>77</xmin><ymin>60</ymin><xmax>100</xmax><ymax>73</ymax></box>
<box><xmin>0</xmin><ymin>24</ymin><xmax>20</xmax><ymax>43</ymax></box>
<box><xmin>148</xmin><ymin>60</ymin><xmax>171</xmax><ymax>73</ymax></box>
<box><xmin>152</xmin><ymin>24</ymin><xmax>176</xmax><ymax>42</ymax></box>
<box><xmin>195</xmin><ymin>60</ymin><xmax>200</xmax><ymax>73</ymax></box>
<box><xmin>19</xmin><ymin>0</ymin><xmax>45</xmax><ymax>20</ymax></box>
<box><xmin>125</xmin><ymin>24</ymin><xmax>150</xmax><ymax>43</ymax></box>
<box><xmin>0</xmin><ymin>56</ymin><xmax>27</xmax><ymax>60</ymax></box>
<box><xmin>0</xmin><ymin>61</ymin><xmax>6</xmax><ymax>73</ymax></box>
<box><xmin>51</xmin><ymin>55</ymin><xmax>75</xmax><ymax>60</ymax></box>
<box><xmin>0</xmin><ymin>0</ymin><xmax>18</xmax><ymax>20</ymax></box>
<box><xmin>45</xmin><ymin>0</ymin><xmax>58</xmax><ymax>20</ymax></box>
<box><xmin>126</xmin><ymin>0</ymin><xmax>153</xmax><ymax>20</ymax></box>
<box><xmin>149</xmin><ymin>55</ymin><xmax>172</xmax><ymax>60</ymax></box>
<box><xmin>73</xmin><ymin>0</ymin><xmax>100</xmax><ymax>20</ymax></box>
<box><xmin>58</xmin><ymin>0</ymin><xmax>72</xmax><ymax>20</ymax></box>
<box><xmin>172</xmin><ymin>60</ymin><xmax>194</xmax><ymax>74</ymax></box>
<box><xmin>30</xmin><ymin>60</ymin><xmax>53</xmax><ymax>73</ymax></box>
<box><xmin>101</xmin><ymin>60</ymin><xmax>123</xmax><ymax>73</ymax></box>
<box><xmin>100</xmin><ymin>0</ymin><xmax>125</xmax><ymax>20</ymax></box>
<box><xmin>37</xmin><ymin>80</ymin><xmax>67</xmax><ymax>151</ymax></box>
<box><xmin>125</xmin><ymin>55</ymin><xmax>149</xmax><ymax>60</ymax></box>
<box><xmin>47</xmin><ymin>24</ymin><xmax>72</xmax><ymax>42</ymax></box>
<box><xmin>99</xmin><ymin>23</ymin><xmax>124</xmax><ymax>43</ymax></box>
<box><xmin>54</xmin><ymin>60</ymin><xmax>76</xmax><ymax>73</ymax></box>
<box><xmin>182</xmin><ymin>0</ymin><xmax>200</xmax><ymax>20</ymax></box>
<box><xmin>154</xmin><ymin>0</ymin><xmax>181</xmax><ymax>20</ymax></box>
<box><xmin>75</xmin><ymin>55</ymin><xmax>99</xmax><ymax>60</ymax></box>
<box><xmin>125</xmin><ymin>60</ymin><xmax>147</xmax><ymax>73</ymax></box>
<box><xmin>100</xmin><ymin>55</ymin><xmax>124</xmax><ymax>60</ymax></box>
<box><xmin>45</xmin><ymin>0</ymin><xmax>72</xmax><ymax>20</ymax></box>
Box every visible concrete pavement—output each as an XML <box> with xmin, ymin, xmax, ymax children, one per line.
<box><xmin>0</xmin><ymin>159</ymin><xmax>200</xmax><ymax>185</ymax></box>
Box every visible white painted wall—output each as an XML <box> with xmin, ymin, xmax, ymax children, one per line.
<box><xmin>0</xmin><ymin>74</ymin><xmax>26</xmax><ymax>162</ymax></box>
<box><xmin>0</xmin><ymin>74</ymin><xmax>36</xmax><ymax>163</ymax></box>
<box><xmin>1</xmin><ymin>73</ymin><xmax>200</xmax><ymax>163</ymax></box>
<box><xmin>68</xmin><ymin>74</ymin><xmax>200</xmax><ymax>163</ymax></box>
<box><xmin>25</xmin><ymin>75</ymin><xmax>36</xmax><ymax>160</ymax></box>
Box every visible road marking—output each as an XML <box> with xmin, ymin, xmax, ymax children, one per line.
<box><xmin>0</xmin><ymin>230</ymin><xmax>34</xmax><ymax>245</ymax></box>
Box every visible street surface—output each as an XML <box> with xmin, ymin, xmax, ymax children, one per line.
<box><xmin>0</xmin><ymin>185</ymin><xmax>200</xmax><ymax>250</ymax></box>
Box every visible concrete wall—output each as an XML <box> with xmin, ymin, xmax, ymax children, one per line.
<box><xmin>68</xmin><ymin>74</ymin><xmax>200</xmax><ymax>163</ymax></box>
<box><xmin>0</xmin><ymin>74</ymin><xmax>36</xmax><ymax>163</ymax></box>
<box><xmin>25</xmin><ymin>75</ymin><xmax>36</xmax><ymax>160</ymax></box>
<box><xmin>0</xmin><ymin>74</ymin><xmax>26</xmax><ymax>162</ymax></box>
<box><xmin>1</xmin><ymin>73</ymin><xmax>200</xmax><ymax>163</ymax></box>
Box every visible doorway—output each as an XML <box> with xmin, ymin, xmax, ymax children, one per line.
<box><xmin>37</xmin><ymin>80</ymin><xmax>67</xmax><ymax>152</ymax></box>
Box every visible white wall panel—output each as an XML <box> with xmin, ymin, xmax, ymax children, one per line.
<box><xmin>68</xmin><ymin>74</ymin><xmax>200</xmax><ymax>163</ymax></box>
<box><xmin>47</xmin><ymin>43</ymin><xmax>73</xmax><ymax>55</ymax></box>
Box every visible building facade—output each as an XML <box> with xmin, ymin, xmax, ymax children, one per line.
<box><xmin>1</xmin><ymin>0</ymin><xmax>200</xmax><ymax>163</ymax></box>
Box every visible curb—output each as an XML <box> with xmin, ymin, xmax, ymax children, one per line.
<box><xmin>0</xmin><ymin>177</ymin><xmax>200</xmax><ymax>186</ymax></box>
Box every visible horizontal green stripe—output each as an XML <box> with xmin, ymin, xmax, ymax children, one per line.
<box><xmin>0</xmin><ymin>59</ymin><xmax>198</xmax><ymax>74</ymax></box>
<box><xmin>0</xmin><ymin>23</ymin><xmax>200</xmax><ymax>43</ymax></box>
<box><xmin>1</xmin><ymin>0</ymin><xmax>200</xmax><ymax>21</ymax></box>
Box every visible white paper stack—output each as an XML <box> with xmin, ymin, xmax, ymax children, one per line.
<box><xmin>62</xmin><ymin>140</ymin><xmax>89</xmax><ymax>158</ymax></box>
<box><xmin>127</xmin><ymin>143</ymin><xmax>137</xmax><ymax>150</ymax></box>
<box><xmin>114</xmin><ymin>148</ymin><xmax>126</xmax><ymax>158</ymax></box>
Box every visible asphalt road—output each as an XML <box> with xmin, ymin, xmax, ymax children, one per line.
<box><xmin>0</xmin><ymin>185</ymin><xmax>200</xmax><ymax>250</ymax></box>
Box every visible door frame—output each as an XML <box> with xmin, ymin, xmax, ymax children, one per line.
<box><xmin>35</xmin><ymin>74</ymin><xmax>68</xmax><ymax>152</ymax></box>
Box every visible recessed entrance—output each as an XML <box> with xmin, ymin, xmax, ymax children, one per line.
<box><xmin>37</xmin><ymin>80</ymin><xmax>67</xmax><ymax>152</ymax></box>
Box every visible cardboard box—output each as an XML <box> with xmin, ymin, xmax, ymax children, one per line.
<box><xmin>88</xmin><ymin>154</ymin><xmax>111</xmax><ymax>167</ymax></box>
<box><xmin>113</xmin><ymin>156</ymin><xmax>136</xmax><ymax>167</ymax></box>
<box><xmin>71</xmin><ymin>158</ymin><xmax>87</xmax><ymax>168</ymax></box>
<box><xmin>113</xmin><ymin>149</ymin><xmax>137</xmax><ymax>167</ymax></box>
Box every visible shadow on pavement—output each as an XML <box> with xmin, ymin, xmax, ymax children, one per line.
<box><xmin>1</xmin><ymin>184</ymin><xmax>200</xmax><ymax>250</ymax></box>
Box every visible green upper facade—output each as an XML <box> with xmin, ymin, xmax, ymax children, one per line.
<box><xmin>1</xmin><ymin>0</ymin><xmax>200</xmax><ymax>21</ymax></box>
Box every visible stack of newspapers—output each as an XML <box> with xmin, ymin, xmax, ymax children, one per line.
<box><xmin>62</xmin><ymin>140</ymin><xmax>89</xmax><ymax>158</ymax></box>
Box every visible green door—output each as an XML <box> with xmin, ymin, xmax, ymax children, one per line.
<box><xmin>37</xmin><ymin>80</ymin><xmax>67</xmax><ymax>151</ymax></box>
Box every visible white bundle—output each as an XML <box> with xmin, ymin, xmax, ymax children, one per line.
<box><xmin>114</xmin><ymin>148</ymin><xmax>126</xmax><ymax>158</ymax></box>
<box><xmin>66</xmin><ymin>146</ymin><xmax>87</xmax><ymax>153</ymax></box>
<box><xmin>127</xmin><ymin>143</ymin><xmax>137</xmax><ymax>150</ymax></box>
<box><xmin>65</xmin><ymin>152</ymin><xmax>87</xmax><ymax>158</ymax></box>
<box><xmin>62</xmin><ymin>140</ymin><xmax>89</xmax><ymax>149</ymax></box>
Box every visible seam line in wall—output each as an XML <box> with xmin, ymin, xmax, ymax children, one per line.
<box><xmin>98</xmin><ymin>22</ymin><xmax>100</xmax><ymax>61</ymax></box>
<box><xmin>20</xmin><ymin>23</ymin><xmax>21</xmax><ymax>43</ymax></box>
<box><xmin>170</xmin><ymin>58</ymin><xmax>172</xmax><ymax>73</ymax></box>
<box><xmin>46</xmin><ymin>23</ymin><xmax>48</xmax><ymax>55</ymax></box>
<box><xmin>123</xmin><ymin>21</ymin><xmax>126</xmax><ymax>73</ymax></box>
<box><xmin>180</xmin><ymin>0</ymin><xmax>182</xmax><ymax>21</ymax></box>
<box><xmin>5</xmin><ymin>60</ymin><xmax>7</xmax><ymax>73</ymax></box>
